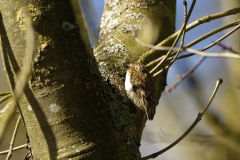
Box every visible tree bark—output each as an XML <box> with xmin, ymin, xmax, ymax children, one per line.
<box><xmin>0</xmin><ymin>0</ymin><xmax>175</xmax><ymax>159</ymax></box>
<box><xmin>95</xmin><ymin>0</ymin><xmax>176</xmax><ymax>146</ymax></box>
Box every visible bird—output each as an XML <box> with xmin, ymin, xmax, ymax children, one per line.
<box><xmin>125</xmin><ymin>62</ymin><xmax>158</xmax><ymax>120</ymax></box>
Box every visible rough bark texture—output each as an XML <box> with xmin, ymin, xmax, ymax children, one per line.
<box><xmin>0</xmin><ymin>0</ymin><xmax>175</xmax><ymax>159</ymax></box>
<box><xmin>95</xmin><ymin>0</ymin><xmax>176</xmax><ymax>146</ymax></box>
<box><xmin>0</xmin><ymin>0</ymin><xmax>116</xmax><ymax>159</ymax></box>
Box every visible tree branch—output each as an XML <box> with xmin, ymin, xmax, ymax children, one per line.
<box><xmin>139</xmin><ymin>7</ymin><xmax>240</xmax><ymax>62</ymax></box>
<box><xmin>0</xmin><ymin>92</ymin><xmax>11</xmax><ymax>96</ymax></box>
<box><xmin>147</xmin><ymin>19</ymin><xmax>240</xmax><ymax>68</ymax></box>
<box><xmin>0</xmin><ymin>144</ymin><xmax>27</xmax><ymax>155</ymax></box>
<box><xmin>141</xmin><ymin>79</ymin><xmax>223</xmax><ymax>160</ymax></box>
<box><xmin>6</xmin><ymin>116</ymin><xmax>21</xmax><ymax>160</ymax></box>
<box><xmin>148</xmin><ymin>0</ymin><xmax>196</xmax><ymax>73</ymax></box>
<box><xmin>161</xmin><ymin>23</ymin><xmax>240</xmax><ymax>91</ymax></box>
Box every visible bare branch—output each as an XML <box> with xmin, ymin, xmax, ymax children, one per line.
<box><xmin>217</xmin><ymin>42</ymin><xmax>239</xmax><ymax>54</ymax></box>
<box><xmin>147</xmin><ymin>19</ymin><xmax>240</xmax><ymax>68</ymax></box>
<box><xmin>0</xmin><ymin>92</ymin><xmax>11</xmax><ymax>97</ymax></box>
<box><xmin>160</xmin><ymin>23</ymin><xmax>240</xmax><ymax>91</ymax></box>
<box><xmin>0</xmin><ymin>94</ymin><xmax>12</xmax><ymax>104</ymax></box>
<box><xmin>185</xmin><ymin>48</ymin><xmax>240</xmax><ymax>58</ymax></box>
<box><xmin>139</xmin><ymin>7</ymin><xmax>240</xmax><ymax>62</ymax></box>
<box><xmin>6</xmin><ymin>116</ymin><xmax>21</xmax><ymax>160</ymax></box>
<box><xmin>0</xmin><ymin>144</ymin><xmax>27</xmax><ymax>155</ymax></box>
<box><xmin>149</xmin><ymin>0</ymin><xmax>196</xmax><ymax>73</ymax></box>
<box><xmin>141</xmin><ymin>79</ymin><xmax>223</xmax><ymax>160</ymax></box>
<box><xmin>184</xmin><ymin>20</ymin><xmax>240</xmax><ymax>51</ymax></box>
<box><xmin>161</xmin><ymin>56</ymin><xmax>204</xmax><ymax>92</ymax></box>
<box><xmin>162</xmin><ymin>0</ymin><xmax>196</xmax><ymax>73</ymax></box>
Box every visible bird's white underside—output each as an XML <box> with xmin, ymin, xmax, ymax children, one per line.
<box><xmin>125</xmin><ymin>71</ymin><xmax>132</xmax><ymax>92</ymax></box>
<box><xmin>125</xmin><ymin>71</ymin><xmax>141</xmax><ymax>106</ymax></box>
<box><xmin>125</xmin><ymin>62</ymin><xmax>156</xmax><ymax>120</ymax></box>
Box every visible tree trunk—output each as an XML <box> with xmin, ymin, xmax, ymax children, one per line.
<box><xmin>0</xmin><ymin>0</ymin><xmax>175</xmax><ymax>159</ymax></box>
<box><xmin>95</xmin><ymin>0</ymin><xmax>175</xmax><ymax>146</ymax></box>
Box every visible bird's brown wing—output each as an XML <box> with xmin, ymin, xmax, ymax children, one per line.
<box><xmin>129</xmin><ymin>62</ymin><xmax>157</xmax><ymax>120</ymax></box>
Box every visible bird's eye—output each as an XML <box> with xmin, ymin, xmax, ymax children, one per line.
<box><xmin>125</xmin><ymin>64</ymin><xmax>130</xmax><ymax>68</ymax></box>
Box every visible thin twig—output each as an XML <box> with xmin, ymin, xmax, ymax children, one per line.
<box><xmin>0</xmin><ymin>102</ymin><xmax>15</xmax><ymax>144</ymax></box>
<box><xmin>183</xmin><ymin>0</ymin><xmax>187</xmax><ymax>23</ymax></box>
<box><xmin>160</xmin><ymin>23</ymin><xmax>240</xmax><ymax>91</ymax></box>
<box><xmin>0</xmin><ymin>92</ymin><xmax>11</xmax><ymax>97</ymax></box>
<box><xmin>141</xmin><ymin>79</ymin><xmax>223</xmax><ymax>160</ymax></box>
<box><xmin>6</xmin><ymin>116</ymin><xmax>22</xmax><ymax>160</ymax></box>
<box><xmin>134</xmin><ymin>0</ymin><xmax>190</xmax><ymax>70</ymax></box>
<box><xmin>185</xmin><ymin>0</ymin><xmax>196</xmax><ymax>23</ymax></box>
<box><xmin>147</xmin><ymin>19</ymin><xmax>240</xmax><ymax>67</ymax></box>
<box><xmin>183</xmin><ymin>20</ymin><xmax>240</xmax><ymax>51</ymax></box>
<box><xmin>148</xmin><ymin>0</ymin><xmax>196</xmax><ymax>73</ymax></box>
<box><xmin>202</xmin><ymin>79</ymin><xmax>223</xmax><ymax>113</ymax></box>
<box><xmin>0</xmin><ymin>94</ymin><xmax>12</xmax><ymax>104</ymax></box>
<box><xmin>152</xmin><ymin>46</ymin><xmax>239</xmax><ymax>78</ymax></box>
<box><xmin>149</xmin><ymin>0</ymin><xmax>189</xmax><ymax>73</ymax></box>
<box><xmin>139</xmin><ymin>7</ymin><xmax>240</xmax><ymax>62</ymax></box>
<box><xmin>172</xmin><ymin>22</ymin><xmax>240</xmax><ymax>61</ymax></box>
<box><xmin>165</xmin><ymin>0</ymin><xmax>196</xmax><ymax>71</ymax></box>
<box><xmin>0</xmin><ymin>102</ymin><xmax>14</xmax><ymax>118</ymax></box>
<box><xmin>135</xmin><ymin>19</ymin><xmax>240</xmax><ymax>67</ymax></box>
<box><xmin>217</xmin><ymin>42</ymin><xmax>239</xmax><ymax>54</ymax></box>
<box><xmin>0</xmin><ymin>144</ymin><xmax>27</xmax><ymax>155</ymax></box>
<box><xmin>161</xmin><ymin>56</ymin><xmax>205</xmax><ymax>92</ymax></box>
<box><xmin>185</xmin><ymin>48</ymin><xmax>240</xmax><ymax>58</ymax></box>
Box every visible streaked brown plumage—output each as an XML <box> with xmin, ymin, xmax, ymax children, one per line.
<box><xmin>125</xmin><ymin>62</ymin><xmax>157</xmax><ymax>120</ymax></box>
